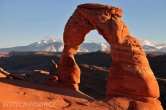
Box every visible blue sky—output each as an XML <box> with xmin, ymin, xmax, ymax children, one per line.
<box><xmin>0</xmin><ymin>0</ymin><xmax>165</xmax><ymax>48</ymax></box>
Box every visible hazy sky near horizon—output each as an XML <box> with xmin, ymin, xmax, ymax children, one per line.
<box><xmin>0</xmin><ymin>0</ymin><xmax>166</xmax><ymax>48</ymax></box>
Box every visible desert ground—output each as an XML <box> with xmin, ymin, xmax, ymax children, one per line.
<box><xmin>0</xmin><ymin>51</ymin><xmax>165</xmax><ymax>109</ymax></box>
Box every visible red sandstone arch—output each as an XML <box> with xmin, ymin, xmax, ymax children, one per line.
<box><xmin>56</xmin><ymin>4</ymin><xmax>163</xmax><ymax>110</ymax></box>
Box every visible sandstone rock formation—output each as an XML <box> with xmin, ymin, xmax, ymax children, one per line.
<box><xmin>0</xmin><ymin>78</ymin><xmax>96</xmax><ymax>110</ymax></box>
<box><xmin>54</xmin><ymin>3</ymin><xmax>163</xmax><ymax>110</ymax></box>
<box><xmin>0</xmin><ymin>67</ymin><xmax>25</xmax><ymax>80</ymax></box>
<box><xmin>0</xmin><ymin>70</ymin><xmax>6</xmax><ymax>78</ymax></box>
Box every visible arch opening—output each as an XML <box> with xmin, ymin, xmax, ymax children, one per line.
<box><xmin>74</xmin><ymin>29</ymin><xmax>111</xmax><ymax>98</ymax></box>
<box><xmin>79</xmin><ymin>30</ymin><xmax>109</xmax><ymax>52</ymax></box>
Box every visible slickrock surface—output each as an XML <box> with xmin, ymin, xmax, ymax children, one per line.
<box><xmin>56</xmin><ymin>3</ymin><xmax>163</xmax><ymax>110</ymax></box>
<box><xmin>0</xmin><ymin>78</ymin><xmax>97</xmax><ymax>110</ymax></box>
<box><xmin>1</xmin><ymin>78</ymin><xmax>164</xmax><ymax>110</ymax></box>
<box><xmin>2</xmin><ymin>78</ymin><xmax>148</xmax><ymax>110</ymax></box>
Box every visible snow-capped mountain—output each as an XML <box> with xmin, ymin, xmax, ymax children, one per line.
<box><xmin>0</xmin><ymin>41</ymin><xmax>63</xmax><ymax>52</ymax></box>
<box><xmin>0</xmin><ymin>38</ymin><xmax>108</xmax><ymax>53</ymax></box>
<box><xmin>0</xmin><ymin>38</ymin><xmax>165</xmax><ymax>53</ymax></box>
<box><xmin>140</xmin><ymin>40</ymin><xmax>166</xmax><ymax>52</ymax></box>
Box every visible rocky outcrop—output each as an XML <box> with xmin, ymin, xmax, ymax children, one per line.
<box><xmin>0</xmin><ymin>72</ymin><xmax>6</xmax><ymax>78</ymax></box>
<box><xmin>0</xmin><ymin>78</ymin><xmax>95</xmax><ymax>110</ymax></box>
<box><xmin>54</xmin><ymin>3</ymin><xmax>163</xmax><ymax>110</ymax></box>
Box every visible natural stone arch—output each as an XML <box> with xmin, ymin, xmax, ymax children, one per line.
<box><xmin>56</xmin><ymin>4</ymin><xmax>163</xmax><ymax>110</ymax></box>
<box><xmin>59</xmin><ymin>4</ymin><xmax>124</xmax><ymax>88</ymax></box>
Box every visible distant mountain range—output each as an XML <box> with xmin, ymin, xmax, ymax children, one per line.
<box><xmin>140</xmin><ymin>40</ymin><xmax>166</xmax><ymax>53</ymax></box>
<box><xmin>0</xmin><ymin>38</ymin><xmax>165</xmax><ymax>53</ymax></box>
<box><xmin>0</xmin><ymin>38</ymin><xmax>109</xmax><ymax>53</ymax></box>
